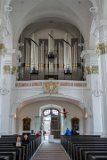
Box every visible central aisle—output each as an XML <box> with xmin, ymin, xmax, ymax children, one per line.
<box><xmin>32</xmin><ymin>141</ymin><xmax>70</xmax><ymax>160</ymax></box>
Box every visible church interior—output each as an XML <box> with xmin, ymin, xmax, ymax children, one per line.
<box><xmin>0</xmin><ymin>0</ymin><xmax>107</xmax><ymax>159</ymax></box>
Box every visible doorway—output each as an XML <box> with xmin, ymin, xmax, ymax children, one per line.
<box><xmin>42</xmin><ymin>108</ymin><xmax>60</xmax><ymax>138</ymax></box>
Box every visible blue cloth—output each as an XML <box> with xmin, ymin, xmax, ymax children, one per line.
<box><xmin>64</xmin><ymin>128</ymin><xmax>71</xmax><ymax>136</ymax></box>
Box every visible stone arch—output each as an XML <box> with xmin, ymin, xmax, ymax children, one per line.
<box><xmin>12</xmin><ymin>94</ymin><xmax>88</xmax><ymax>134</ymax></box>
<box><xmin>11</xmin><ymin>6</ymin><xmax>88</xmax><ymax>48</ymax></box>
<box><xmin>11</xmin><ymin>94</ymin><xmax>86</xmax><ymax>115</ymax></box>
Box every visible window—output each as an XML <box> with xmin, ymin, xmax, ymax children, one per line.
<box><xmin>43</xmin><ymin>109</ymin><xmax>59</xmax><ymax>116</ymax></box>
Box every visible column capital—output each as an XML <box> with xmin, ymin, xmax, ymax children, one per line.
<box><xmin>4</xmin><ymin>49</ymin><xmax>17</xmax><ymax>65</ymax></box>
<box><xmin>3</xmin><ymin>65</ymin><xmax>17</xmax><ymax>75</ymax></box>
<box><xmin>81</xmin><ymin>50</ymin><xmax>98</xmax><ymax>75</ymax></box>
<box><xmin>81</xmin><ymin>50</ymin><xmax>98</xmax><ymax>66</ymax></box>
<box><xmin>100</xmin><ymin>19</ymin><xmax>107</xmax><ymax>26</ymax></box>
<box><xmin>81</xmin><ymin>49</ymin><xmax>96</xmax><ymax>57</ymax></box>
<box><xmin>6</xmin><ymin>49</ymin><xmax>16</xmax><ymax>55</ymax></box>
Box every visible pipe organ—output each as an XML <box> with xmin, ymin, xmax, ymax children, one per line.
<box><xmin>19</xmin><ymin>31</ymin><xmax>83</xmax><ymax>80</ymax></box>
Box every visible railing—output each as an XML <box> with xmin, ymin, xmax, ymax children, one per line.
<box><xmin>15</xmin><ymin>80</ymin><xmax>87</xmax><ymax>88</ymax></box>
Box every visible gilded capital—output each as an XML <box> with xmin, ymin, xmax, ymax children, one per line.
<box><xmin>96</xmin><ymin>43</ymin><xmax>107</xmax><ymax>55</ymax></box>
<box><xmin>3</xmin><ymin>65</ymin><xmax>17</xmax><ymax>74</ymax></box>
<box><xmin>84</xmin><ymin>65</ymin><xmax>99</xmax><ymax>75</ymax></box>
<box><xmin>0</xmin><ymin>43</ymin><xmax>6</xmax><ymax>55</ymax></box>
<box><xmin>44</xmin><ymin>81</ymin><xmax>59</xmax><ymax>94</ymax></box>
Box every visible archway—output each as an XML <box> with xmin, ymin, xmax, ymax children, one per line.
<box><xmin>42</xmin><ymin>107</ymin><xmax>60</xmax><ymax>139</ymax></box>
<box><xmin>13</xmin><ymin>97</ymin><xmax>85</xmax><ymax>135</ymax></box>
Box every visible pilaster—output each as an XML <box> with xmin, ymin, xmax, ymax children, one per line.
<box><xmin>81</xmin><ymin>50</ymin><xmax>103</xmax><ymax>135</ymax></box>
<box><xmin>95</xmin><ymin>20</ymin><xmax>107</xmax><ymax>137</ymax></box>
<box><xmin>0</xmin><ymin>49</ymin><xmax>17</xmax><ymax>135</ymax></box>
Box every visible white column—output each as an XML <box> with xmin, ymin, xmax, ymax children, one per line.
<box><xmin>0</xmin><ymin>47</ymin><xmax>5</xmax><ymax>135</ymax></box>
<box><xmin>81</xmin><ymin>50</ymin><xmax>103</xmax><ymax>135</ymax></box>
<box><xmin>91</xmin><ymin>74</ymin><xmax>103</xmax><ymax>135</ymax></box>
<box><xmin>0</xmin><ymin>49</ymin><xmax>17</xmax><ymax>135</ymax></box>
<box><xmin>98</xmin><ymin>54</ymin><xmax>107</xmax><ymax>136</ymax></box>
<box><xmin>8</xmin><ymin>114</ymin><xmax>16</xmax><ymax>134</ymax></box>
<box><xmin>96</xmin><ymin>24</ymin><xmax>107</xmax><ymax>136</ymax></box>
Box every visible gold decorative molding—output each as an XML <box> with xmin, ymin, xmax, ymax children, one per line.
<box><xmin>59</xmin><ymin>64</ymin><xmax>64</xmax><ymax>68</ymax></box>
<box><xmin>38</xmin><ymin>64</ymin><xmax>44</xmax><ymax>68</ymax></box>
<box><xmin>44</xmin><ymin>81</ymin><xmax>59</xmax><ymax>94</ymax></box>
<box><xmin>0</xmin><ymin>43</ymin><xmax>6</xmax><ymax>55</ymax></box>
<box><xmin>72</xmin><ymin>63</ymin><xmax>78</xmax><ymax>67</ymax></box>
<box><xmin>84</xmin><ymin>65</ymin><xmax>99</xmax><ymax>75</ymax></box>
<box><xmin>3</xmin><ymin>65</ymin><xmax>17</xmax><ymax>74</ymax></box>
<box><xmin>96</xmin><ymin>43</ymin><xmax>107</xmax><ymax>55</ymax></box>
<box><xmin>25</xmin><ymin>64</ymin><xmax>30</xmax><ymax>68</ymax></box>
<box><xmin>45</xmin><ymin>64</ymin><xmax>48</xmax><ymax>68</ymax></box>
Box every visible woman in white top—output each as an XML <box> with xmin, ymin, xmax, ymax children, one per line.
<box><xmin>16</xmin><ymin>135</ymin><xmax>21</xmax><ymax>146</ymax></box>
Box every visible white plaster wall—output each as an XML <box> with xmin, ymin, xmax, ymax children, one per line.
<box><xmin>31</xmin><ymin>29</ymin><xmax>74</xmax><ymax>39</ymax></box>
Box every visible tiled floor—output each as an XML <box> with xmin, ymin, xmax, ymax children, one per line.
<box><xmin>32</xmin><ymin>140</ymin><xmax>70</xmax><ymax>160</ymax></box>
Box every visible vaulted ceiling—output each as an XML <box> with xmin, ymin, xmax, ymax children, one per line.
<box><xmin>10</xmin><ymin>0</ymin><xmax>92</xmax><ymax>47</ymax></box>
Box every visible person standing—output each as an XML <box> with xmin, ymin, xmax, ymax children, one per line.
<box><xmin>16</xmin><ymin>135</ymin><xmax>21</xmax><ymax>146</ymax></box>
<box><xmin>22</xmin><ymin>134</ymin><xmax>30</xmax><ymax>145</ymax></box>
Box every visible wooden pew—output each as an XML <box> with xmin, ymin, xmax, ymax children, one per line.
<box><xmin>0</xmin><ymin>152</ymin><xmax>16</xmax><ymax>160</ymax></box>
<box><xmin>83</xmin><ymin>151</ymin><xmax>107</xmax><ymax>160</ymax></box>
<box><xmin>88</xmin><ymin>155</ymin><xmax>107</xmax><ymax>160</ymax></box>
<box><xmin>61</xmin><ymin>135</ymin><xmax>107</xmax><ymax>160</ymax></box>
<box><xmin>74</xmin><ymin>144</ymin><xmax>107</xmax><ymax>160</ymax></box>
<box><xmin>0</xmin><ymin>148</ymin><xmax>22</xmax><ymax>160</ymax></box>
<box><xmin>81</xmin><ymin>150</ymin><xmax>107</xmax><ymax>160</ymax></box>
<box><xmin>61</xmin><ymin>135</ymin><xmax>102</xmax><ymax>154</ymax></box>
<box><xmin>0</xmin><ymin>156</ymin><xmax>10</xmax><ymax>160</ymax></box>
<box><xmin>67</xmin><ymin>139</ymin><xmax>107</xmax><ymax>158</ymax></box>
<box><xmin>0</xmin><ymin>135</ymin><xmax>41</xmax><ymax>160</ymax></box>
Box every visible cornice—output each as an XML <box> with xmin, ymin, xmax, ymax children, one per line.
<box><xmin>81</xmin><ymin>50</ymin><xmax>96</xmax><ymax>58</ymax></box>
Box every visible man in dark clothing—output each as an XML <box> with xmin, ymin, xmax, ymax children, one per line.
<box><xmin>22</xmin><ymin>134</ymin><xmax>30</xmax><ymax>145</ymax></box>
<box><xmin>22</xmin><ymin>134</ymin><xmax>30</xmax><ymax>160</ymax></box>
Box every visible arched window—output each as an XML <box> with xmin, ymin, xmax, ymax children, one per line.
<box><xmin>23</xmin><ymin>117</ymin><xmax>31</xmax><ymax>131</ymax></box>
<box><xmin>43</xmin><ymin>109</ymin><xmax>59</xmax><ymax>116</ymax></box>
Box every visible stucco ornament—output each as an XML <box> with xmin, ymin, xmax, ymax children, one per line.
<box><xmin>0</xmin><ymin>43</ymin><xmax>6</xmax><ymax>55</ymax></box>
<box><xmin>84</xmin><ymin>65</ymin><xmax>99</xmax><ymax>75</ymax></box>
<box><xmin>96</xmin><ymin>43</ymin><xmax>107</xmax><ymax>55</ymax></box>
<box><xmin>44</xmin><ymin>81</ymin><xmax>59</xmax><ymax>94</ymax></box>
